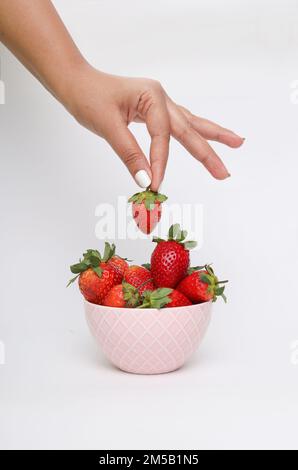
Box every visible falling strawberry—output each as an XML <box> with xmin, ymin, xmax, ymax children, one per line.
<box><xmin>128</xmin><ymin>190</ymin><xmax>167</xmax><ymax>234</ymax></box>
<box><xmin>68</xmin><ymin>243</ymin><xmax>126</xmax><ymax>304</ymax></box>
<box><xmin>150</xmin><ymin>224</ymin><xmax>197</xmax><ymax>288</ymax></box>
<box><xmin>177</xmin><ymin>264</ymin><xmax>228</xmax><ymax>303</ymax></box>
<box><xmin>123</xmin><ymin>265</ymin><xmax>155</xmax><ymax>295</ymax></box>
<box><xmin>103</xmin><ymin>282</ymin><xmax>141</xmax><ymax>308</ymax></box>
<box><xmin>140</xmin><ymin>288</ymin><xmax>192</xmax><ymax>308</ymax></box>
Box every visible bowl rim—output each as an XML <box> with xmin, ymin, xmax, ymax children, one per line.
<box><xmin>83</xmin><ymin>298</ymin><xmax>212</xmax><ymax>313</ymax></box>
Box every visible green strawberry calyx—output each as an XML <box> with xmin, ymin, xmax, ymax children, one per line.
<box><xmin>122</xmin><ymin>282</ymin><xmax>141</xmax><ymax>308</ymax></box>
<box><xmin>198</xmin><ymin>264</ymin><xmax>228</xmax><ymax>303</ymax></box>
<box><xmin>152</xmin><ymin>223</ymin><xmax>197</xmax><ymax>250</ymax></box>
<box><xmin>188</xmin><ymin>265</ymin><xmax>207</xmax><ymax>274</ymax></box>
<box><xmin>128</xmin><ymin>190</ymin><xmax>167</xmax><ymax>211</ymax></box>
<box><xmin>67</xmin><ymin>242</ymin><xmax>116</xmax><ymax>287</ymax></box>
<box><xmin>141</xmin><ymin>263</ymin><xmax>151</xmax><ymax>270</ymax></box>
<box><xmin>139</xmin><ymin>288</ymin><xmax>173</xmax><ymax>309</ymax></box>
<box><xmin>123</xmin><ymin>278</ymin><xmax>155</xmax><ymax>308</ymax></box>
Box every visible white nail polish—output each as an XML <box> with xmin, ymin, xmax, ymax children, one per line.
<box><xmin>134</xmin><ymin>170</ymin><xmax>151</xmax><ymax>188</ymax></box>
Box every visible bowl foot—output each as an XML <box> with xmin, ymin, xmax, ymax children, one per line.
<box><xmin>113</xmin><ymin>362</ymin><xmax>185</xmax><ymax>375</ymax></box>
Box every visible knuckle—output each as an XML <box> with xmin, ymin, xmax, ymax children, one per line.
<box><xmin>146</xmin><ymin>80</ymin><xmax>164</xmax><ymax>98</ymax></box>
<box><xmin>137</xmin><ymin>80</ymin><xmax>165</xmax><ymax>117</ymax></box>
<box><xmin>142</xmin><ymin>78</ymin><xmax>162</xmax><ymax>91</ymax></box>
<box><xmin>179</xmin><ymin>105</ymin><xmax>192</xmax><ymax>118</ymax></box>
<box><xmin>150</xmin><ymin>79</ymin><xmax>163</xmax><ymax>92</ymax></box>
<box><xmin>176</xmin><ymin>123</ymin><xmax>191</xmax><ymax>141</ymax></box>
<box><xmin>199</xmin><ymin>152</ymin><xmax>211</xmax><ymax>164</ymax></box>
<box><xmin>138</xmin><ymin>90</ymin><xmax>155</xmax><ymax>116</ymax></box>
<box><xmin>153</xmin><ymin>131</ymin><xmax>170</xmax><ymax>141</ymax></box>
<box><xmin>122</xmin><ymin>148</ymin><xmax>142</xmax><ymax>166</ymax></box>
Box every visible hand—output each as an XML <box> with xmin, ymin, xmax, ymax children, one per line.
<box><xmin>66</xmin><ymin>65</ymin><xmax>244</xmax><ymax>192</ymax></box>
<box><xmin>0</xmin><ymin>0</ymin><xmax>244</xmax><ymax>191</ymax></box>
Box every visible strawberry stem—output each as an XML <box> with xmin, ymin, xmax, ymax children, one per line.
<box><xmin>138</xmin><ymin>302</ymin><xmax>151</xmax><ymax>309</ymax></box>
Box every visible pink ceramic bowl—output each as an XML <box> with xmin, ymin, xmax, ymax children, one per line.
<box><xmin>84</xmin><ymin>300</ymin><xmax>212</xmax><ymax>374</ymax></box>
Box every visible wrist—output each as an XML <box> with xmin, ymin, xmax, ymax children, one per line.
<box><xmin>59</xmin><ymin>64</ymin><xmax>116</xmax><ymax>122</ymax></box>
<box><xmin>50</xmin><ymin>55</ymin><xmax>91</xmax><ymax>111</ymax></box>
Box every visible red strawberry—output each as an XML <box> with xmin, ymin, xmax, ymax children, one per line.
<box><xmin>150</xmin><ymin>224</ymin><xmax>197</xmax><ymax>288</ymax></box>
<box><xmin>177</xmin><ymin>265</ymin><xmax>228</xmax><ymax>303</ymax></box>
<box><xmin>78</xmin><ymin>263</ymin><xmax>117</xmax><ymax>304</ymax></box>
<box><xmin>103</xmin><ymin>282</ymin><xmax>141</xmax><ymax>308</ymax></box>
<box><xmin>164</xmin><ymin>289</ymin><xmax>192</xmax><ymax>307</ymax></box>
<box><xmin>108</xmin><ymin>255</ymin><xmax>129</xmax><ymax>282</ymax></box>
<box><xmin>128</xmin><ymin>190</ymin><xmax>167</xmax><ymax>234</ymax></box>
<box><xmin>140</xmin><ymin>288</ymin><xmax>192</xmax><ymax>308</ymax></box>
<box><xmin>95</xmin><ymin>242</ymin><xmax>128</xmax><ymax>283</ymax></box>
<box><xmin>123</xmin><ymin>265</ymin><xmax>155</xmax><ymax>295</ymax></box>
<box><xmin>68</xmin><ymin>243</ymin><xmax>125</xmax><ymax>304</ymax></box>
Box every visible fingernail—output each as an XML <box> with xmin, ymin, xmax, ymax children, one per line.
<box><xmin>135</xmin><ymin>170</ymin><xmax>151</xmax><ymax>188</ymax></box>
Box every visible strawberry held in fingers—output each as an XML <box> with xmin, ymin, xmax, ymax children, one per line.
<box><xmin>103</xmin><ymin>282</ymin><xmax>141</xmax><ymax>308</ymax></box>
<box><xmin>151</xmin><ymin>224</ymin><xmax>197</xmax><ymax>288</ymax></box>
<box><xmin>129</xmin><ymin>190</ymin><xmax>167</xmax><ymax>234</ymax></box>
<box><xmin>140</xmin><ymin>288</ymin><xmax>192</xmax><ymax>309</ymax></box>
<box><xmin>177</xmin><ymin>265</ymin><xmax>228</xmax><ymax>303</ymax></box>
<box><xmin>123</xmin><ymin>265</ymin><xmax>155</xmax><ymax>295</ymax></box>
<box><xmin>68</xmin><ymin>243</ymin><xmax>125</xmax><ymax>304</ymax></box>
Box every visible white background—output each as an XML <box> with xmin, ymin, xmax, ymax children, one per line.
<box><xmin>1</xmin><ymin>0</ymin><xmax>298</xmax><ymax>450</ymax></box>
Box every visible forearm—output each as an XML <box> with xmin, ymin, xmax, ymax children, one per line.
<box><xmin>0</xmin><ymin>0</ymin><xmax>85</xmax><ymax>103</ymax></box>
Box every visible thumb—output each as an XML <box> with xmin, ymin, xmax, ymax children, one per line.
<box><xmin>104</xmin><ymin>119</ymin><xmax>152</xmax><ymax>189</ymax></box>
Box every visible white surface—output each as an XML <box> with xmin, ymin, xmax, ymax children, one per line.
<box><xmin>1</xmin><ymin>0</ymin><xmax>298</xmax><ymax>450</ymax></box>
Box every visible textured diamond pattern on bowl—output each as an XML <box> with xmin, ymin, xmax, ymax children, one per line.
<box><xmin>84</xmin><ymin>301</ymin><xmax>212</xmax><ymax>374</ymax></box>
